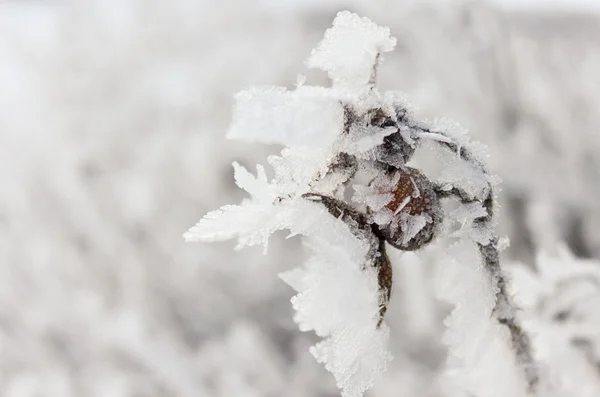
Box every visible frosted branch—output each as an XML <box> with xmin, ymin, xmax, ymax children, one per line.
<box><xmin>429</xmin><ymin>130</ymin><xmax>539</xmax><ymax>393</ymax></box>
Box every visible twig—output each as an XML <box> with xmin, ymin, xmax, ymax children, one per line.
<box><xmin>424</xmin><ymin>129</ymin><xmax>539</xmax><ymax>393</ymax></box>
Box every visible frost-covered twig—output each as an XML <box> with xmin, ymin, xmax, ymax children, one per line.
<box><xmin>426</xmin><ymin>130</ymin><xmax>538</xmax><ymax>392</ymax></box>
<box><xmin>184</xmin><ymin>11</ymin><xmax>537</xmax><ymax>397</ymax></box>
<box><xmin>412</xmin><ymin>121</ymin><xmax>538</xmax><ymax>392</ymax></box>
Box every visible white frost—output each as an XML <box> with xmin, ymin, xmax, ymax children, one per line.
<box><xmin>435</xmin><ymin>242</ymin><xmax>529</xmax><ymax>397</ymax></box>
<box><xmin>450</xmin><ymin>202</ymin><xmax>493</xmax><ymax>245</ymax></box>
<box><xmin>279</xmin><ymin>227</ymin><xmax>392</xmax><ymax>397</ymax></box>
<box><xmin>338</xmin><ymin>124</ymin><xmax>396</xmax><ymax>160</ymax></box>
<box><xmin>352</xmin><ymin>184</ymin><xmax>394</xmax><ymax>211</ymax></box>
<box><xmin>306</xmin><ymin>11</ymin><xmax>396</xmax><ymax>89</ymax></box>
<box><xmin>439</xmin><ymin>156</ymin><xmax>493</xmax><ymax>201</ymax></box>
<box><xmin>397</xmin><ymin>212</ymin><xmax>431</xmax><ymax>245</ymax></box>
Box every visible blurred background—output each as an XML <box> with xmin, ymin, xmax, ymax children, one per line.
<box><xmin>1</xmin><ymin>0</ymin><xmax>599</xmax><ymax>396</ymax></box>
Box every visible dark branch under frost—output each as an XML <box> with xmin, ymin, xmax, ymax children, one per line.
<box><xmin>427</xmin><ymin>129</ymin><xmax>539</xmax><ymax>393</ymax></box>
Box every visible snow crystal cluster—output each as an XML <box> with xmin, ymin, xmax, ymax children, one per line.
<box><xmin>185</xmin><ymin>11</ymin><xmax>530</xmax><ymax>397</ymax></box>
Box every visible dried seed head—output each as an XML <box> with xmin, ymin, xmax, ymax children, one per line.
<box><xmin>369</xmin><ymin>167</ymin><xmax>443</xmax><ymax>251</ymax></box>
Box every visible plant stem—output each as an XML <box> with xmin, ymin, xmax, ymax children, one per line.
<box><xmin>425</xmin><ymin>130</ymin><xmax>539</xmax><ymax>394</ymax></box>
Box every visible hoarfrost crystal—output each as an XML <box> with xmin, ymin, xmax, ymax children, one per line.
<box><xmin>306</xmin><ymin>11</ymin><xmax>396</xmax><ymax>89</ymax></box>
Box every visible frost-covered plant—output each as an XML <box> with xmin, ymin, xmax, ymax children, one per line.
<box><xmin>509</xmin><ymin>246</ymin><xmax>600</xmax><ymax>397</ymax></box>
<box><xmin>185</xmin><ymin>11</ymin><xmax>536</xmax><ymax>397</ymax></box>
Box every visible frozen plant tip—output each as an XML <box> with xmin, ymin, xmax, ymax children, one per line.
<box><xmin>184</xmin><ymin>11</ymin><xmax>537</xmax><ymax>397</ymax></box>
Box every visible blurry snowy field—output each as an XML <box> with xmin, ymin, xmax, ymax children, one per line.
<box><xmin>1</xmin><ymin>1</ymin><xmax>600</xmax><ymax>396</ymax></box>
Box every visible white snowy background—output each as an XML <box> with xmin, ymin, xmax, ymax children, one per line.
<box><xmin>1</xmin><ymin>0</ymin><xmax>600</xmax><ymax>396</ymax></box>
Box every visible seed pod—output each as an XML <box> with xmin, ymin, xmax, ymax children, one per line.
<box><xmin>369</xmin><ymin>167</ymin><xmax>443</xmax><ymax>251</ymax></box>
